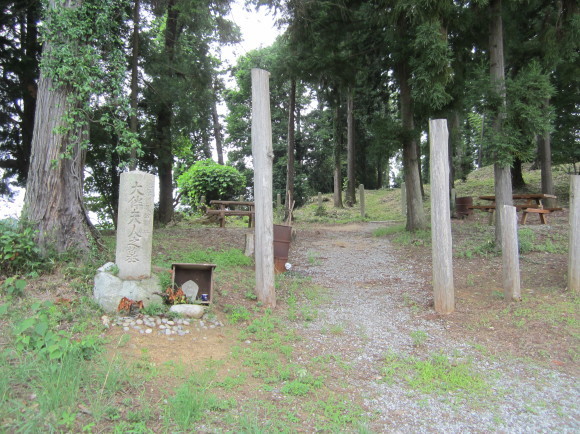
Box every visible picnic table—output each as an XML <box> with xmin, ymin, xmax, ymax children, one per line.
<box><xmin>206</xmin><ymin>200</ymin><xmax>255</xmax><ymax>228</ymax></box>
<box><xmin>469</xmin><ymin>194</ymin><xmax>561</xmax><ymax>225</ymax></box>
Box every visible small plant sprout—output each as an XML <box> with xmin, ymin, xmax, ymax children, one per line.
<box><xmin>410</xmin><ymin>330</ymin><xmax>428</xmax><ymax>347</ymax></box>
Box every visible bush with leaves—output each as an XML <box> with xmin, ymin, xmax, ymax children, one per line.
<box><xmin>177</xmin><ymin>159</ymin><xmax>246</xmax><ymax>209</ymax></box>
<box><xmin>0</xmin><ymin>219</ymin><xmax>43</xmax><ymax>275</ymax></box>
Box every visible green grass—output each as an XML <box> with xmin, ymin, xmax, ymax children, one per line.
<box><xmin>381</xmin><ymin>350</ymin><xmax>489</xmax><ymax>398</ymax></box>
<box><xmin>372</xmin><ymin>223</ymin><xmax>431</xmax><ymax>246</ymax></box>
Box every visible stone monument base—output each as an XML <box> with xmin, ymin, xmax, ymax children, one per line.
<box><xmin>94</xmin><ymin>262</ymin><xmax>163</xmax><ymax>313</ymax></box>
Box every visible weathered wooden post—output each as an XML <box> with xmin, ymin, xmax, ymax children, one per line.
<box><xmin>569</xmin><ymin>175</ymin><xmax>580</xmax><ymax>292</ymax></box>
<box><xmin>251</xmin><ymin>68</ymin><xmax>275</xmax><ymax>307</ymax></box>
<box><xmin>317</xmin><ymin>192</ymin><xmax>322</xmax><ymax>208</ymax></box>
<box><xmin>500</xmin><ymin>205</ymin><xmax>521</xmax><ymax>300</ymax></box>
<box><xmin>429</xmin><ymin>119</ymin><xmax>454</xmax><ymax>314</ymax></box>
<box><xmin>359</xmin><ymin>184</ymin><xmax>365</xmax><ymax>218</ymax></box>
<box><xmin>401</xmin><ymin>182</ymin><xmax>407</xmax><ymax>216</ymax></box>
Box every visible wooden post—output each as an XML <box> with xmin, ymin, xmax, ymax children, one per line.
<box><xmin>429</xmin><ymin>119</ymin><xmax>454</xmax><ymax>314</ymax></box>
<box><xmin>401</xmin><ymin>182</ymin><xmax>407</xmax><ymax>216</ymax></box>
<box><xmin>359</xmin><ymin>184</ymin><xmax>365</xmax><ymax>218</ymax></box>
<box><xmin>251</xmin><ymin>68</ymin><xmax>275</xmax><ymax>307</ymax></box>
<box><xmin>451</xmin><ymin>188</ymin><xmax>456</xmax><ymax>214</ymax></box>
<box><xmin>244</xmin><ymin>232</ymin><xmax>254</xmax><ymax>257</ymax></box>
<box><xmin>569</xmin><ymin>175</ymin><xmax>580</xmax><ymax>292</ymax></box>
<box><xmin>317</xmin><ymin>192</ymin><xmax>322</xmax><ymax>208</ymax></box>
<box><xmin>500</xmin><ymin>205</ymin><xmax>521</xmax><ymax>300</ymax></box>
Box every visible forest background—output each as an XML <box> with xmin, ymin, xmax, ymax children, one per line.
<box><xmin>0</xmin><ymin>0</ymin><xmax>578</xmax><ymax>253</ymax></box>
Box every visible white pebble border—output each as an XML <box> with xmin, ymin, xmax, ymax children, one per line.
<box><xmin>105</xmin><ymin>315</ymin><xmax>224</xmax><ymax>337</ymax></box>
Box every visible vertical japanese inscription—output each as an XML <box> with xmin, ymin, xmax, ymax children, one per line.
<box><xmin>116</xmin><ymin>171</ymin><xmax>155</xmax><ymax>279</ymax></box>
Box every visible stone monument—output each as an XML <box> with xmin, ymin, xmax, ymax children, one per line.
<box><xmin>115</xmin><ymin>171</ymin><xmax>155</xmax><ymax>279</ymax></box>
<box><xmin>94</xmin><ymin>171</ymin><xmax>162</xmax><ymax>312</ymax></box>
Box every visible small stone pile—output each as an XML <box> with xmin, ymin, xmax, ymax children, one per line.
<box><xmin>104</xmin><ymin>314</ymin><xmax>224</xmax><ymax>336</ymax></box>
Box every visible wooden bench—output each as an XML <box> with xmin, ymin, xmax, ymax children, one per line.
<box><xmin>521</xmin><ymin>208</ymin><xmax>550</xmax><ymax>225</ymax></box>
<box><xmin>206</xmin><ymin>200</ymin><xmax>255</xmax><ymax>228</ymax></box>
<box><xmin>468</xmin><ymin>194</ymin><xmax>561</xmax><ymax>225</ymax></box>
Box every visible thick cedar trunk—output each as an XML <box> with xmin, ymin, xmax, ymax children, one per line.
<box><xmin>285</xmin><ymin>78</ymin><xmax>296</xmax><ymax>218</ymax></box>
<box><xmin>212</xmin><ymin>87</ymin><xmax>224</xmax><ymax>165</ymax></box>
<box><xmin>511</xmin><ymin>157</ymin><xmax>526</xmax><ymax>189</ymax></box>
<box><xmin>396</xmin><ymin>60</ymin><xmax>426</xmax><ymax>231</ymax></box>
<box><xmin>129</xmin><ymin>0</ymin><xmax>140</xmax><ymax>170</ymax></box>
<box><xmin>24</xmin><ymin>75</ymin><xmax>91</xmax><ymax>253</ymax></box>
<box><xmin>156</xmin><ymin>0</ymin><xmax>178</xmax><ymax>224</ymax></box>
<box><xmin>333</xmin><ymin>101</ymin><xmax>343</xmax><ymax>208</ymax></box>
<box><xmin>346</xmin><ymin>88</ymin><xmax>356</xmax><ymax>206</ymax></box>
<box><xmin>490</xmin><ymin>0</ymin><xmax>513</xmax><ymax>246</ymax></box>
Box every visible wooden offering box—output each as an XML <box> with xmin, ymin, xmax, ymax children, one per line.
<box><xmin>171</xmin><ymin>263</ymin><xmax>216</xmax><ymax>305</ymax></box>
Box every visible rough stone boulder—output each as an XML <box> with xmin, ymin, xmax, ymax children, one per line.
<box><xmin>93</xmin><ymin>262</ymin><xmax>162</xmax><ymax>313</ymax></box>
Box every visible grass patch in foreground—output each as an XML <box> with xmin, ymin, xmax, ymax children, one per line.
<box><xmin>381</xmin><ymin>350</ymin><xmax>489</xmax><ymax>397</ymax></box>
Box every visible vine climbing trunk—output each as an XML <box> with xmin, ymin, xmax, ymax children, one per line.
<box><xmin>23</xmin><ymin>0</ymin><xmax>91</xmax><ymax>253</ymax></box>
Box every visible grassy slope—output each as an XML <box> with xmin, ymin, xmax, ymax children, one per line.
<box><xmin>294</xmin><ymin>163</ymin><xmax>572</xmax><ymax>226</ymax></box>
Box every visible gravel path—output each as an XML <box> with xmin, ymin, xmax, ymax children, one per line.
<box><xmin>290</xmin><ymin>222</ymin><xmax>579</xmax><ymax>432</ymax></box>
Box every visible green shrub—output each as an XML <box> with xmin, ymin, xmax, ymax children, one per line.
<box><xmin>1</xmin><ymin>276</ymin><xmax>26</xmax><ymax>297</ymax></box>
<box><xmin>177</xmin><ymin>159</ymin><xmax>246</xmax><ymax>209</ymax></box>
<box><xmin>0</xmin><ymin>219</ymin><xmax>43</xmax><ymax>274</ymax></box>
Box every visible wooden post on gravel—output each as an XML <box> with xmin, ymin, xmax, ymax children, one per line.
<box><xmin>251</xmin><ymin>68</ymin><xmax>275</xmax><ymax>307</ymax></box>
<box><xmin>429</xmin><ymin>119</ymin><xmax>454</xmax><ymax>314</ymax></box>
<box><xmin>500</xmin><ymin>205</ymin><xmax>521</xmax><ymax>300</ymax></box>
<box><xmin>359</xmin><ymin>184</ymin><xmax>365</xmax><ymax>218</ymax></box>
<box><xmin>569</xmin><ymin>175</ymin><xmax>580</xmax><ymax>293</ymax></box>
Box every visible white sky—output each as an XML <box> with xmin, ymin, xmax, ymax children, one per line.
<box><xmin>222</xmin><ymin>3</ymin><xmax>282</xmax><ymax>68</ymax></box>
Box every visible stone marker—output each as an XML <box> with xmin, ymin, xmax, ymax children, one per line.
<box><xmin>181</xmin><ymin>280</ymin><xmax>199</xmax><ymax>300</ymax></box>
<box><xmin>115</xmin><ymin>171</ymin><xmax>155</xmax><ymax>280</ymax></box>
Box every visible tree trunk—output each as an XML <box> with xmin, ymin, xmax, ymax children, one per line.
<box><xmin>24</xmin><ymin>72</ymin><xmax>91</xmax><ymax>253</ymax></box>
<box><xmin>396</xmin><ymin>60</ymin><xmax>425</xmax><ymax>231</ymax></box>
<box><xmin>538</xmin><ymin>99</ymin><xmax>555</xmax><ymax>208</ymax></box>
<box><xmin>333</xmin><ymin>100</ymin><xmax>343</xmax><ymax>208</ymax></box>
<box><xmin>285</xmin><ymin>78</ymin><xmax>296</xmax><ymax>217</ymax></box>
<box><xmin>19</xmin><ymin>5</ymin><xmax>39</xmax><ymax>183</ymax></box>
<box><xmin>346</xmin><ymin>88</ymin><xmax>356</xmax><ymax>206</ymax></box>
<box><xmin>511</xmin><ymin>157</ymin><xmax>526</xmax><ymax>189</ymax></box>
<box><xmin>128</xmin><ymin>0</ymin><xmax>140</xmax><ymax>170</ymax></box>
<box><xmin>490</xmin><ymin>0</ymin><xmax>512</xmax><ymax>246</ymax></box>
<box><xmin>155</xmin><ymin>0</ymin><xmax>178</xmax><ymax>224</ymax></box>
<box><xmin>212</xmin><ymin>92</ymin><xmax>224</xmax><ymax>165</ymax></box>
<box><xmin>156</xmin><ymin>104</ymin><xmax>174</xmax><ymax>224</ymax></box>
<box><xmin>376</xmin><ymin>157</ymin><xmax>383</xmax><ymax>189</ymax></box>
